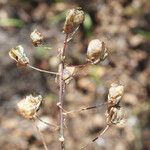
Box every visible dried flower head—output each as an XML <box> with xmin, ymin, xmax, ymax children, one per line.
<box><xmin>106</xmin><ymin>107</ymin><xmax>125</xmax><ymax>126</ymax></box>
<box><xmin>63</xmin><ymin>7</ymin><xmax>85</xmax><ymax>34</ymax></box>
<box><xmin>108</xmin><ymin>83</ymin><xmax>124</xmax><ymax>106</ymax></box>
<box><xmin>9</xmin><ymin>45</ymin><xmax>29</xmax><ymax>66</ymax></box>
<box><xmin>30</xmin><ymin>29</ymin><xmax>43</xmax><ymax>47</ymax></box>
<box><xmin>17</xmin><ymin>95</ymin><xmax>43</xmax><ymax>119</ymax></box>
<box><xmin>86</xmin><ymin>39</ymin><xmax>108</xmax><ymax>64</ymax></box>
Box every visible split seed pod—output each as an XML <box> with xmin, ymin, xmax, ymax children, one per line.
<box><xmin>86</xmin><ymin>39</ymin><xmax>108</xmax><ymax>64</ymax></box>
<box><xmin>106</xmin><ymin>107</ymin><xmax>125</xmax><ymax>126</ymax></box>
<box><xmin>108</xmin><ymin>83</ymin><xmax>124</xmax><ymax>106</ymax></box>
<box><xmin>9</xmin><ymin>45</ymin><xmax>29</xmax><ymax>66</ymax></box>
<box><xmin>30</xmin><ymin>29</ymin><xmax>43</xmax><ymax>47</ymax></box>
<box><xmin>17</xmin><ymin>95</ymin><xmax>43</xmax><ymax>119</ymax></box>
<box><xmin>63</xmin><ymin>7</ymin><xmax>85</xmax><ymax>34</ymax></box>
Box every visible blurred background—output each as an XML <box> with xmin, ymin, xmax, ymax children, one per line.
<box><xmin>0</xmin><ymin>0</ymin><xmax>150</xmax><ymax>150</ymax></box>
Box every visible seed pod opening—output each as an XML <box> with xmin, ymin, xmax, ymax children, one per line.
<box><xmin>63</xmin><ymin>7</ymin><xmax>85</xmax><ymax>34</ymax></box>
<box><xmin>108</xmin><ymin>83</ymin><xmax>124</xmax><ymax>106</ymax></box>
<box><xmin>86</xmin><ymin>39</ymin><xmax>108</xmax><ymax>64</ymax></box>
<box><xmin>17</xmin><ymin>95</ymin><xmax>43</xmax><ymax>119</ymax></box>
<box><xmin>30</xmin><ymin>29</ymin><xmax>43</xmax><ymax>47</ymax></box>
<box><xmin>9</xmin><ymin>45</ymin><xmax>29</xmax><ymax>66</ymax></box>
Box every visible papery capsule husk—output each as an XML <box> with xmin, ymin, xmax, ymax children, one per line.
<box><xmin>9</xmin><ymin>45</ymin><xmax>29</xmax><ymax>66</ymax></box>
<box><xmin>30</xmin><ymin>29</ymin><xmax>43</xmax><ymax>47</ymax></box>
<box><xmin>86</xmin><ymin>39</ymin><xmax>108</xmax><ymax>64</ymax></box>
<box><xmin>63</xmin><ymin>7</ymin><xmax>85</xmax><ymax>34</ymax></box>
<box><xmin>17</xmin><ymin>95</ymin><xmax>43</xmax><ymax>119</ymax></box>
<box><xmin>108</xmin><ymin>83</ymin><xmax>124</xmax><ymax>107</ymax></box>
<box><xmin>106</xmin><ymin>107</ymin><xmax>125</xmax><ymax>126</ymax></box>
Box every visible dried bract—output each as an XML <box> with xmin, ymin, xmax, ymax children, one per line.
<box><xmin>30</xmin><ymin>29</ymin><xmax>43</xmax><ymax>47</ymax></box>
<box><xmin>63</xmin><ymin>7</ymin><xmax>85</xmax><ymax>34</ymax></box>
<box><xmin>86</xmin><ymin>39</ymin><xmax>108</xmax><ymax>64</ymax></box>
<box><xmin>17</xmin><ymin>95</ymin><xmax>43</xmax><ymax>119</ymax></box>
<box><xmin>9</xmin><ymin>45</ymin><xmax>29</xmax><ymax>66</ymax></box>
<box><xmin>106</xmin><ymin>107</ymin><xmax>125</xmax><ymax>126</ymax></box>
<box><xmin>108</xmin><ymin>83</ymin><xmax>124</xmax><ymax>106</ymax></box>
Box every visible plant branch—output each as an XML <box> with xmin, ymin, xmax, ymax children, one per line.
<box><xmin>63</xmin><ymin>102</ymin><xmax>107</xmax><ymax>115</ymax></box>
<box><xmin>35</xmin><ymin>115</ymin><xmax>59</xmax><ymax>131</ymax></box>
<box><xmin>28</xmin><ymin>64</ymin><xmax>59</xmax><ymax>75</ymax></box>
<box><xmin>67</xmin><ymin>26</ymin><xmax>79</xmax><ymax>43</ymax></box>
<box><xmin>33</xmin><ymin>119</ymin><xmax>48</xmax><ymax>150</ymax></box>
<box><xmin>80</xmin><ymin>125</ymin><xmax>110</xmax><ymax>150</ymax></box>
<box><xmin>58</xmin><ymin>34</ymin><xmax>68</xmax><ymax>150</ymax></box>
<box><xmin>69</xmin><ymin>62</ymin><xmax>90</xmax><ymax>68</ymax></box>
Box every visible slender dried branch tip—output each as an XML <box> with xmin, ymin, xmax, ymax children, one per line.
<box><xmin>9</xmin><ymin>45</ymin><xmax>29</xmax><ymax>66</ymax></box>
<box><xmin>63</xmin><ymin>7</ymin><xmax>85</xmax><ymax>34</ymax></box>
<box><xmin>17</xmin><ymin>95</ymin><xmax>43</xmax><ymax>119</ymax></box>
<box><xmin>86</xmin><ymin>39</ymin><xmax>108</xmax><ymax>64</ymax></box>
<box><xmin>30</xmin><ymin>29</ymin><xmax>43</xmax><ymax>47</ymax></box>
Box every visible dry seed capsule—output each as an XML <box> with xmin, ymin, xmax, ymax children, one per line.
<box><xmin>30</xmin><ymin>29</ymin><xmax>43</xmax><ymax>47</ymax></box>
<box><xmin>17</xmin><ymin>95</ymin><xmax>43</xmax><ymax>119</ymax></box>
<box><xmin>108</xmin><ymin>83</ymin><xmax>124</xmax><ymax>106</ymax></box>
<box><xmin>63</xmin><ymin>7</ymin><xmax>85</xmax><ymax>34</ymax></box>
<box><xmin>9</xmin><ymin>45</ymin><xmax>29</xmax><ymax>66</ymax></box>
<box><xmin>106</xmin><ymin>107</ymin><xmax>125</xmax><ymax>126</ymax></box>
<box><xmin>86</xmin><ymin>39</ymin><xmax>108</xmax><ymax>64</ymax></box>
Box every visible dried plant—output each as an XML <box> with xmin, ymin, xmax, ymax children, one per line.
<box><xmin>86</xmin><ymin>39</ymin><xmax>108</xmax><ymax>64</ymax></box>
<box><xmin>9</xmin><ymin>7</ymin><xmax>126</xmax><ymax>150</ymax></box>
<box><xmin>17</xmin><ymin>94</ymin><xmax>43</xmax><ymax>119</ymax></box>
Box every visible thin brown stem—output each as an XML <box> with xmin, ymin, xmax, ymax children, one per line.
<box><xmin>59</xmin><ymin>34</ymin><xmax>68</xmax><ymax>150</ymax></box>
<box><xmin>28</xmin><ymin>64</ymin><xmax>59</xmax><ymax>75</ymax></box>
<box><xmin>80</xmin><ymin>125</ymin><xmax>110</xmax><ymax>150</ymax></box>
<box><xmin>69</xmin><ymin>62</ymin><xmax>90</xmax><ymax>68</ymax></box>
<box><xmin>63</xmin><ymin>102</ymin><xmax>107</xmax><ymax>115</ymax></box>
<box><xmin>33</xmin><ymin>119</ymin><xmax>48</xmax><ymax>150</ymax></box>
<box><xmin>67</xmin><ymin>26</ymin><xmax>79</xmax><ymax>43</ymax></box>
<box><xmin>35</xmin><ymin>115</ymin><xmax>59</xmax><ymax>131</ymax></box>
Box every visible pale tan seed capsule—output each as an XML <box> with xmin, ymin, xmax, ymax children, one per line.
<box><xmin>63</xmin><ymin>7</ymin><xmax>85</xmax><ymax>34</ymax></box>
<box><xmin>9</xmin><ymin>45</ymin><xmax>29</xmax><ymax>66</ymax></box>
<box><xmin>73</xmin><ymin>8</ymin><xmax>85</xmax><ymax>25</ymax></box>
<box><xmin>108</xmin><ymin>83</ymin><xmax>124</xmax><ymax>106</ymax></box>
<box><xmin>106</xmin><ymin>107</ymin><xmax>125</xmax><ymax>126</ymax></box>
<box><xmin>30</xmin><ymin>29</ymin><xmax>43</xmax><ymax>47</ymax></box>
<box><xmin>17</xmin><ymin>95</ymin><xmax>43</xmax><ymax>119</ymax></box>
<box><xmin>86</xmin><ymin>39</ymin><xmax>108</xmax><ymax>64</ymax></box>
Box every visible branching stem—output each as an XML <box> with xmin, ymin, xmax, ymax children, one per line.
<box><xmin>63</xmin><ymin>102</ymin><xmax>107</xmax><ymax>115</ymax></box>
<box><xmin>32</xmin><ymin>119</ymin><xmax>48</xmax><ymax>150</ymax></box>
<box><xmin>67</xmin><ymin>26</ymin><xmax>79</xmax><ymax>43</ymax></box>
<box><xmin>35</xmin><ymin>115</ymin><xmax>59</xmax><ymax>131</ymax></box>
<box><xmin>28</xmin><ymin>64</ymin><xmax>59</xmax><ymax>75</ymax></box>
<box><xmin>80</xmin><ymin>125</ymin><xmax>110</xmax><ymax>150</ymax></box>
<box><xmin>59</xmin><ymin>34</ymin><xmax>68</xmax><ymax>150</ymax></box>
